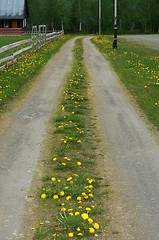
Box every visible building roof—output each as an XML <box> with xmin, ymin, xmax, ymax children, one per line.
<box><xmin>0</xmin><ymin>0</ymin><xmax>27</xmax><ymax>19</ymax></box>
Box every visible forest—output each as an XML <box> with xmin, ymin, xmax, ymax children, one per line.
<box><xmin>28</xmin><ymin>0</ymin><xmax>159</xmax><ymax>34</ymax></box>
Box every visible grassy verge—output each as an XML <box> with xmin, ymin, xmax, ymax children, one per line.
<box><xmin>32</xmin><ymin>38</ymin><xmax>106</xmax><ymax>240</ymax></box>
<box><xmin>92</xmin><ymin>36</ymin><xmax>159</xmax><ymax>129</ymax></box>
<box><xmin>0</xmin><ymin>35</ymin><xmax>30</xmax><ymax>48</ymax></box>
<box><xmin>0</xmin><ymin>35</ymin><xmax>71</xmax><ymax>113</ymax></box>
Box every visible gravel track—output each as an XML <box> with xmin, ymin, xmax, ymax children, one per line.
<box><xmin>84</xmin><ymin>37</ymin><xmax>159</xmax><ymax>240</ymax></box>
<box><xmin>0</xmin><ymin>35</ymin><xmax>159</xmax><ymax>240</ymax></box>
<box><xmin>0</xmin><ymin>38</ymin><xmax>76</xmax><ymax>240</ymax></box>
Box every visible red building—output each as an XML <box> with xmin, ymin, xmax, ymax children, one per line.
<box><xmin>0</xmin><ymin>0</ymin><xmax>28</xmax><ymax>35</ymax></box>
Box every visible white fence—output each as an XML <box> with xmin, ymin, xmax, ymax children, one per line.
<box><xmin>0</xmin><ymin>28</ymin><xmax>64</xmax><ymax>70</ymax></box>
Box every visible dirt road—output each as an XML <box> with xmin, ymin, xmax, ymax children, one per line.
<box><xmin>0</xmin><ymin>38</ymin><xmax>76</xmax><ymax>240</ymax></box>
<box><xmin>0</xmin><ymin>36</ymin><xmax>159</xmax><ymax>240</ymax></box>
<box><xmin>84</xmin><ymin>37</ymin><xmax>159</xmax><ymax>240</ymax></box>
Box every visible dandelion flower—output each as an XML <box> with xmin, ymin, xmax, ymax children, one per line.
<box><xmin>93</xmin><ymin>223</ymin><xmax>100</xmax><ymax>229</ymax></box>
<box><xmin>41</xmin><ymin>193</ymin><xmax>46</xmax><ymax>199</ymax></box>
<box><xmin>66</xmin><ymin>196</ymin><xmax>72</xmax><ymax>201</ymax></box>
<box><xmin>51</xmin><ymin>177</ymin><xmax>56</xmax><ymax>181</ymax></box>
<box><xmin>81</xmin><ymin>213</ymin><xmax>89</xmax><ymax>220</ymax></box>
<box><xmin>77</xmin><ymin>161</ymin><xmax>82</xmax><ymax>166</ymax></box>
<box><xmin>89</xmin><ymin>227</ymin><xmax>95</xmax><ymax>234</ymax></box>
<box><xmin>77</xmin><ymin>232</ymin><xmax>83</xmax><ymax>236</ymax></box>
<box><xmin>60</xmin><ymin>191</ymin><xmax>65</xmax><ymax>196</ymax></box>
<box><xmin>77</xmin><ymin>196</ymin><xmax>82</xmax><ymax>201</ymax></box>
<box><xmin>88</xmin><ymin>218</ymin><xmax>93</xmax><ymax>224</ymax></box>
<box><xmin>53</xmin><ymin>194</ymin><xmax>59</xmax><ymax>200</ymax></box>
<box><xmin>75</xmin><ymin>212</ymin><xmax>80</xmax><ymax>216</ymax></box>
<box><xmin>86</xmin><ymin>207</ymin><xmax>91</xmax><ymax>212</ymax></box>
<box><xmin>67</xmin><ymin>177</ymin><xmax>73</xmax><ymax>182</ymax></box>
<box><xmin>68</xmin><ymin>232</ymin><xmax>74</xmax><ymax>238</ymax></box>
<box><xmin>61</xmin><ymin>207</ymin><xmax>66</xmax><ymax>212</ymax></box>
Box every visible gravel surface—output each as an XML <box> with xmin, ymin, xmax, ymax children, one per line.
<box><xmin>84</xmin><ymin>37</ymin><xmax>159</xmax><ymax>240</ymax></box>
<box><xmin>0</xmin><ymin>35</ymin><xmax>159</xmax><ymax>240</ymax></box>
<box><xmin>0</xmin><ymin>38</ymin><xmax>76</xmax><ymax>240</ymax></box>
<box><xmin>119</xmin><ymin>34</ymin><xmax>159</xmax><ymax>50</ymax></box>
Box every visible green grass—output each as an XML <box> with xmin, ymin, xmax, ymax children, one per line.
<box><xmin>33</xmin><ymin>38</ymin><xmax>105</xmax><ymax>240</ymax></box>
<box><xmin>0</xmin><ymin>35</ymin><xmax>72</xmax><ymax>112</ymax></box>
<box><xmin>0</xmin><ymin>35</ymin><xmax>30</xmax><ymax>48</ymax></box>
<box><xmin>92</xmin><ymin>36</ymin><xmax>159</xmax><ymax>129</ymax></box>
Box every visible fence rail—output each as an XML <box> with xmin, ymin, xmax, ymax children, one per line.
<box><xmin>0</xmin><ymin>30</ymin><xmax>64</xmax><ymax>70</ymax></box>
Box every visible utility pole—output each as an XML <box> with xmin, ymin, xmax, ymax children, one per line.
<box><xmin>99</xmin><ymin>0</ymin><xmax>101</xmax><ymax>35</ymax></box>
<box><xmin>113</xmin><ymin>0</ymin><xmax>117</xmax><ymax>48</ymax></box>
<box><xmin>78</xmin><ymin>0</ymin><xmax>82</xmax><ymax>32</ymax></box>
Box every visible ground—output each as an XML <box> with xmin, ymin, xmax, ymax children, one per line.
<box><xmin>0</xmin><ymin>35</ymin><xmax>159</xmax><ymax>240</ymax></box>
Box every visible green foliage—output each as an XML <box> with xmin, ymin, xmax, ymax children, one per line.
<box><xmin>27</xmin><ymin>0</ymin><xmax>159</xmax><ymax>33</ymax></box>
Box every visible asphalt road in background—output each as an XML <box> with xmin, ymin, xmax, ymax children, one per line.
<box><xmin>119</xmin><ymin>34</ymin><xmax>159</xmax><ymax>51</ymax></box>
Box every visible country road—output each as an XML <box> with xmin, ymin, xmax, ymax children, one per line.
<box><xmin>0</xmin><ymin>38</ymin><xmax>76</xmax><ymax>240</ymax></box>
<box><xmin>84</xmin><ymin>37</ymin><xmax>159</xmax><ymax>240</ymax></box>
<box><xmin>0</xmin><ymin>35</ymin><xmax>159</xmax><ymax>240</ymax></box>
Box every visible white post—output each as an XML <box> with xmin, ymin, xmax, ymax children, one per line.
<box><xmin>99</xmin><ymin>0</ymin><xmax>101</xmax><ymax>35</ymax></box>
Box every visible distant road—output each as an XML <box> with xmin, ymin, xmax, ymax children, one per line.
<box><xmin>119</xmin><ymin>34</ymin><xmax>159</xmax><ymax>50</ymax></box>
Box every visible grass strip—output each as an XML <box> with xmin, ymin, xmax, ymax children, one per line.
<box><xmin>0</xmin><ymin>35</ymin><xmax>71</xmax><ymax>112</ymax></box>
<box><xmin>0</xmin><ymin>35</ymin><xmax>30</xmax><ymax>48</ymax></box>
<box><xmin>92</xmin><ymin>36</ymin><xmax>159</xmax><ymax>129</ymax></box>
<box><xmin>33</xmin><ymin>38</ymin><xmax>105</xmax><ymax>240</ymax></box>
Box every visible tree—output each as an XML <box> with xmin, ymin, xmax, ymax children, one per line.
<box><xmin>27</xmin><ymin>0</ymin><xmax>159</xmax><ymax>34</ymax></box>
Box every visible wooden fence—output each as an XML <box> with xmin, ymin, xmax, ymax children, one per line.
<box><xmin>0</xmin><ymin>29</ymin><xmax>64</xmax><ymax>70</ymax></box>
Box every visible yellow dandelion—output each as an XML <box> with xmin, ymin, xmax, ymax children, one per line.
<box><xmin>53</xmin><ymin>194</ymin><xmax>59</xmax><ymax>199</ymax></box>
<box><xmin>86</xmin><ymin>207</ymin><xmax>91</xmax><ymax>212</ymax></box>
<box><xmin>77</xmin><ymin>161</ymin><xmax>82</xmax><ymax>166</ymax></box>
<box><xmin>81</xmin><ymin>213</ymin><xmax>89</xmax><ymax>220</ymax></box>
<box><xmin>93</xmin><ymin>223</ymin><xmax>100</xmax><ymax>229</ymax></box>
<box><xmin>77</xmin><ymin>196</ymin><xmax>82</xmax><ymax>201</ymax></box>
<box><xmin>88</xmin><ymin>218</ymin><xmax>93</xmax><ymax>224</ymax></box>
<box><xmin>51</xmin><ymin>177</ymin><xmax>56</xmax><ymax>181</ymax></box>
<box><xmin>89</xmin><ymin>193</ymin><xmax>94</xmax><ymax>198</ymax></box>
<box><xmin>68</xmin><ymin>232</ymin><xmax>74</xmax><ymax>238</ymax></box>
<box><xmin>60</xmin><ymin>191</ymin><xmax>65</xmax><ymax>196</ymax></box>
<box><xmin>41</xmin><ymin>193</ymin><xmax>46</xmax><ymax>199</ymax></box>
<box><xmin>67</xmin><ymin>177</ymin><xmax>73</xmax><ymax>182</ymax></box>
<box><xmin>77</xmin><ymin>233</ymin><xmax>83</xmax><ymax>236</ymax></box>
<box><xmin>66</xmin><ymin>196</ymin><xmax>72</xmax><ymax>201</ymax></box>
<box><xmin>62</xmin><ymin>162</ymin><xmax>66</xmax><ymax>166</ymax></box>
<box><xmin>75</xmin><ymin>211</ymin><xmax>80</xmax><ymax>216</ymax></box>
<box><xmin>61</xmin><ymin>207</ymin><xmax>66</xmax><ymax>212</ymax></box>
<box><xmin>89</xmin><ymin>227</ymin><xmax>95</xmax><ymax>234</ymax></box>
